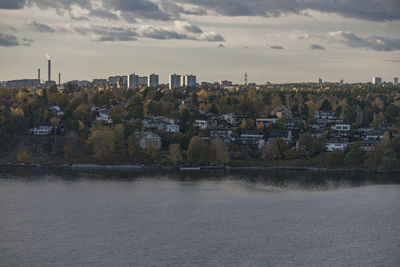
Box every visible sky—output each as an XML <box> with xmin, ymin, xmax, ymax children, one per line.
<box><xmin>0</xmin><ymin>0</ymin><xmax>399</xmax><ymax>84</ymax></box>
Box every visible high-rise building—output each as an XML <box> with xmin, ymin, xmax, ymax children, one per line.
<box><xmin>181</xmin><ymin>75</ymin><xmax>196</xmax><ymax>88</ymax></box>
<box><xmin>129</xmin><ymin>74</ymin><xmax>139</xmax><ymax>88</ymax></box>
<box><xmin>373</xmin><ymin>77</ymin><xmax>382</xmax><ymax>85</ymax></box>
<box><xmin>220</xmin><ymin>80</ymin><xmax>233</xmax><ymax>86</ymax></box>
<box><xmin>108</xmin><ymin>76</ymin><xmax>119</xmax><ymax>86</ymax></box>
<box><xmin>147</xmin><ymin>74</ymin><xmax>159</xmax><ymax>88</ymax></box>
<box><xmin>138</xmin><ymin>77</ymin><xmax>147</xmax><ymax>86</ymax></box>
<box><xmin>394</xmin><ymin>77</ymin><xmax>398</xmax><ymax>85</ymax></box>
<box><xmin>121</xmin><ymin>76</ymin><xmax>128</xmax><ymax>87</ymax></box>
<box><xmin>92</xmin><ymin>79</ymin><xmax>107</xmax><ymax>85</ymax></box>
<box><xmin>318</xmin><ymin>78</ymin><xmax>323</xmax><ymax>84</ymax></box>
<box><xmin>169</xmin><ymin>74</ymin><xmax>181</xmax><ymax>90</ymax></box>
<box><xmin>48</xmin><ymin>60</ymin><xmax>51</xmax><ymax>82</ymax></box>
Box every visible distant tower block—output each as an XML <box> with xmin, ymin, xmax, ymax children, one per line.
<box><xmin>58</xmin><ymin>73</ymin><xmax>61</xmax><ymax>85</ymax></box>
<box><xmin>38</xmin><ymin>68</ymin><xmax>40</xmax><ymax>81</ymax></box>
<box><xmin>244</xmin><ymin>72</ymin><xmax>248</xmax><ymax>85</ymax></box>
<box><xmin>394</xmin><ymin>77</ymin><xmax>398</xmax><ymax>85</ymax></box>
<box><xmin>48</xmin><ymin>60</ymin><xmax>51</xmax><ymax>82</ymax></box>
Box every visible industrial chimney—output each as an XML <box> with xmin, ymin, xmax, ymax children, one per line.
<box><xmin>48</xmin><ymin>60</ymin><xmax>51</xmax><ymax>82</ymax></box>
<box><xmin>38</xmin><ymin>68</ymin><xmax>40</xmax><ymax>82</ymax></box>
<box><xmin>58</xmin><ymin>73</ymin><xmax>61</xmax><ymax>85</ymax></box>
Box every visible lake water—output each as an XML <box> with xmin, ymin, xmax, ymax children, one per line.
<box><xmin>1</xmin><ymin>167</ymin><xmax>399</xmax><ymax>266</ymax></box>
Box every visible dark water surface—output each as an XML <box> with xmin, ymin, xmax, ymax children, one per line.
<box><xmin>1</xmin><ymin>167</ymin><xmax>399</xmax><ymax>266</ymax></box>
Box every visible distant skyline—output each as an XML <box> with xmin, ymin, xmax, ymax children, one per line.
<box><xmin>0</xmin><ymin>0</ymin><xmax>399</xmax><ymax>83</ymax></box>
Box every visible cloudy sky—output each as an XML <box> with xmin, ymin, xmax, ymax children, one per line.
<box><xmin>0</xmin><ymin>0</ymin><xmax>399</xmax><ymax>84</ymax></box>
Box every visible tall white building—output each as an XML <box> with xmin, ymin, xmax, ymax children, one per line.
<box><xmin>181</xmin><ymin>75</ymin><xmax>196</xmax><ymax>88</ymax></box>
<box><xmin>169</xmin><ymin>74</ymin><xmax>181</xmax><ymax>90</ymax></box>
<box><xmin>373</xmin><ymin>77</ymin><xmax>382</xmax><ymax>85</ymax></box>
<box><xmin>394</xmin><ymin>77</ymin><xmax>398</xmax><ymax>85</ymax></box>
<box><xmin>129</xmin><ymin>73</ymin><xmax>139</xmax><ymax>88</ymax></box>
<box><xmin>147</xmin><ymin>74</ymin><xmax>159</xmax><ymax>88</ymax></box>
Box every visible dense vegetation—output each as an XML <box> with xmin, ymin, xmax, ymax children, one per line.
<box><xmin>1</xmin><ymin>83</ymin><xmax>400</xmax><ymax>172</ymax></box>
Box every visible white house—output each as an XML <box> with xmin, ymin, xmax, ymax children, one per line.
<box><xmin>30</xmin><ymin>122</ymin><xmax>53</xmax><ymax>135</ymax></box>
<box><xmin>166</xmin><ymin>124</ymin><xmax>179</xmax><ymax>133</ymax></box>
<box><xmin>96</xmin><ymin>108</ymin><xmax>112</xmax><ymax>124</ymax></box>
<box><xmin>325</xmin><ymin>142</ymin><xmax>349</xmax><ymax>152</ymax></box>
<box><xmin>331</xmin><ymin>124</ymin><xmax>351</xmax><ymax>132</ymax></box>
<box><xmin>136</xmin><ymin>132</ymin><xmax>162</xmax><ymax>150</ymax></box>
<box><xmin>195</xmin><ymin>120</ymin><xmax>208</xmax><ymax>129</ymax></box>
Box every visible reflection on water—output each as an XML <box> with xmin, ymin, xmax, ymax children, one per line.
<box><xmin>1</xmin><ymin>167</ymin><xmax>399</xmax><ymax>267</ymax></box>
<box><xmin>1</xmin><ymin>166</ymin><xmax>399</xmax><ymax>191</ymax></box>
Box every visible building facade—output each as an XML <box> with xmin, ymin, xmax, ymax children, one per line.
<box><xmin>169</xmin><ymin>74</ymin><xmax>181</xmax><ymax>90</ymax></box>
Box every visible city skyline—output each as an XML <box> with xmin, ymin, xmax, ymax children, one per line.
<box><xmin>0</xmin><ymin>0</ymin><xmax>400</xmax><ymax>83</ymax></box>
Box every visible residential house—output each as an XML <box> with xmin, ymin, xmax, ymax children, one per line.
<box><xmin>239</xmin><ymin>130</ymin><xmax>265</xmax><ymax>149</ymax></box>
<box><xmin>30</xmin><ymin>122</ymin><xmax>53</xmax><ymax>135</ymax></box>
<box><xmin>325</xmin><ymin>141</ymin><xmax>349</xmax><ymax>152</ymax></box>
<box><xmin>272</xmin><ymin>106</ymin><xmax>292</xmax><ymax>119</ymax></box>
<box><xmin>256</xmin><ymin>118</ymin><xmax>278</xmax><ymax>128</ymax></box>
<box><xmin>285</xmin><ymin>118</ymin><xmax>304</xmax><ymax>130</ymax></box>
<box><xmin>268</xmin><ymin>130</ymin><xmax>292</xmax><ymax>143</ymax></box>
<box><xmin>194</xmin><ymin>120</ymin><xmax>208</xmax><ymax>130</ymax></box>
<box><xmin>96</xmin><ymin>108</ymin><xmax>112</xmax><ymax>124</ymax></box>
<box><xmin>136</xmin><ymin>132</ymin><xmax>162</xmax><ymax>150</ymax></box>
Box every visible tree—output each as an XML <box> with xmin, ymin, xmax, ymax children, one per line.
<box><xmin>86</xmin><ymin>127</ymin><xmax>115</xmax><ymax>159</ymax></box>
<box><xmin>187</xmin><ymin>136</ymin><xmax>210</xmax><ymax>165</ymax></box>
<box><xmin>344</xmin><ymin>143</ymin><xmax>365</xmax><ymax>166</ymax></box>
<box><xmin>261</xmin><ymin>138</ymin><xmax>288</xmax><ymax>160</ymax></box>
<box><xmin>284</xmin><ymin>148</ymin><xmax>299</xmax><ymax>160</ymax></box>
<box><xmin>169</xmin><ymin>144</ymin><xmax>182</xmax><ymax>166</ymax></box>
<box><xmin>109</xmin><ymin>107</ymin><xmax>126</xmax><ymax>123</ymax></box>
<box><xmin>113</xmin><ymin>124</ymin><xmax>125</xmax><ymax>156</ymax></box>
<box><xmin>63</xmin><ymin>131</ymin><xmax>80</xmax><ymax>160</ymax></box>
<box><xmin>299</xmin><ymin>133</ymin><xmax>313</xmax><ymax>159</ymax></box>
<box><xmin>324</xmin><ymin>151</ymin><xmax>343</xmax><ymax>168</ymax></box>
<box><xmin>127</xmin><ymin>133</ymin><xmax>141</xmax><ymax>157</ymax></box>
<box><xmin>320</xmin><ymin>99</ymin><xmax>332</xmax><ymax>111</ymax></box>
<box><xmin>211</xmin><ymin>138</ymin><xmax>230</xmax><ymax>165</ymax></box>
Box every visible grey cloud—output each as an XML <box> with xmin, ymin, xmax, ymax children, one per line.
<box><xmin>90</xmin><ymin>9</ymin><xmax>119</xmax><ymax>20</ymax></box>
<box><xmin>271</xmin><ymin>45</ymin><xmax>284</xmax><ymax>49</ymax></box>
<box><xmin>72</xmin><ymin>23</ymin><xmax>224</xmax><ymax>42</ymax></box>
<box><xmin>218</xmin><ymin>44</ymin><xmax>225</xmax><ymax>48</ymax></box>
<box><xmin>28</xmin><ymin>21</ymin><xmax>56</xmax><ymax>33</ymax></box>
<box><xmin>26</xmin><ymin>0</ymin><xmax>91</xmax><ymax>12</ymax></box>
<box><xmin>329</xmin><ymin>31</ymin><xmax>400</xmax><ymax>51</ymax></box>
<box><xmin>0</xmin><ymin>32</ymin><xmax>19</xmax><ymax>46</ymax></box>
<box><xmin>176</xmin><ymin>0</ymin><xmax>400</xmax><ymax>21</ymax></box>
<box><xmin>310</xmin><ymin>44</ymin><xmax>325</xmax><ymax>50</ymax></box>
<box><xmin>175</xmin><ymin>21</ymin><xmax>203</xmax><ymax>34</ymax></box>
<box><xmin>73</xmin><ymin>24</ymin><xmax>138</xmax><ymax>41</ymax></box>
<box><xmin>22</xmin><ymin>37</ymin><xmax>34</xmax><ymax>42</ymax></box>
<box><xmin>0</xmin><ymin>0</ymin><xmax>26</xmax><ymax>9</ymax></box>
<box><xmin>200</xmin><ymin>32</ymin><xmax>225</xmax><ymax>42</ymax></box>
<box><xmin>104</xmin><ymin>0</ymin><xmax>171</xmax><ymax>21</ymax></box>
<box><xmin>3</xmin><ymin>0</ymin><xmax>400</xmax><ymax>22</ymax></box>
<box><xmin>139</xmin><ymin>26</ymin><xmax>188</xmax><ymax>40</ymax></box>
<box><xmin>385</xmin><ymin>60</ymin><xmax>400</xmax><ymax>63</ymax></box>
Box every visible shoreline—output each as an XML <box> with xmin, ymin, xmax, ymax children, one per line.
<box><xmin>0</xmin><ymin>162</ymin><xmax>378</xmax><ymax>173</ymax></box>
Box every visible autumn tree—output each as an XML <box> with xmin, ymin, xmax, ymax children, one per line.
<box><xmin>169</xmin><ymin>144</ymin><xmax>182</xmax><ymax>166</ymax></box>
<box><xmin>187</xmin><ymin>136</ymin><xmax>210</xmax><ymax>165</ymax></box>
<box><xmin>86</xmin><ymin>127</ymin><xmax>115</xmax><ymax>159</ymax></box>
<box><xmin>211</xmin><ymin>138</ymin><xmax>230</xmax><ymax>165</ymax></box>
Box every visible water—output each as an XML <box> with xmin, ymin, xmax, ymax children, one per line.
<box><xmin>1</xmin><ymin>167</ymin><xmax>399</xmax><ymax>266</ymax></box>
